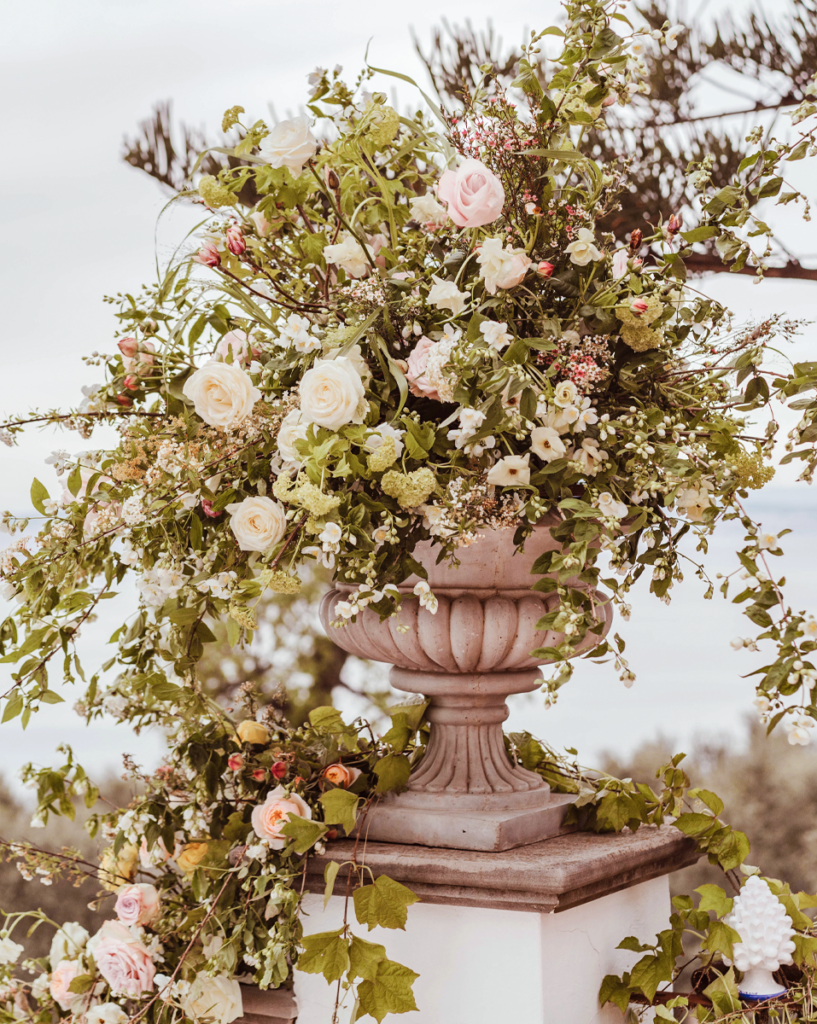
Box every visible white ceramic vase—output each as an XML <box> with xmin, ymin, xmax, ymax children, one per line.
<box><xmin>319</xmin><ymin>519</ymin><xmax>613</xmax><ymax>851</ymax></box>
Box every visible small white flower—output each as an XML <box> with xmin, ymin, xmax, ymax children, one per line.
<box><xmin>372</xmin><ymin>525</ymin><xmax>390</xmax><ymax>548</ymax></box>
<box><xmin>530</xmin><ymin>426</ymin><xmax>566</xmax><ymax>463</ymax></box>
<box><xmin>0</xmin><ymin>937</ymin><xmax>24</xmax><ymax>965</ymax></box>
<box><xmin>319</xmin><ymin>522</ymin><xmax>342</xmax><ymax>546</ymax></box>
<box><xmin>458</xmin><ymin>408</ymin><xmax>487</xmax><ymax>436</ymax></box>
<box><xmin>409</xmin><ymin>193</ymin><xmax>450</xmax><ymax>228</ymax></box>
<box><xmin>786</xmin><ymin>714</ymin><xmax>814</xmax><ymax>746</ymax></box>
<box><xmin>486</xmin><ymin>454</ymin><xmax>530</xmax><ymax>487</ymax></box>
<box><xmin>479</xmin><ymin>321</ymin><xmax>513</xmax><ymax>352</ymax></box>
<box><xmin>758</xmin><ymin>531</ymin><xmax>780</xmax><ymax>552</ymax></box>
<box><xmin>335</xmin><ymin>600</ymin><xmax>355</xmax><ymax>619</ymax></box>
<box><xmin>730</xmin><ymin>637</ymin><xmax>745</xmax><ymax>651</ymax></box>
<box><xmin>427</xmin><ymin>276</ymin><xmax>468</xmax><ymax>316</ymax></box>
<box><xmin>629</xmin><ymin>36</ymin><xmax>653</xmax><ymax>58</ymax></box>
<box><xmin>753</xmin><ymin>695</ymin><xmax>771</xmax><ymax>716</ymax></box>
<box><xmin>665</xmin><ymin>24</ymin><xmax>684</xmax><ymax>50</ymax></box>
<box><xmin>565</xmin><ymin>227</ymin><xmax>602</xmax><ymax>266</ymax></box>
<box><xmin>413</xmin><ymin>580</ymin><xmax>438</xmax><ymax>614</ymax></box>
<box><xmin>597</xmin><ymin>492</ymin><xmax>628</xmax><ymax>519</ymax></box>
<box><xmin>323</xmin><ymin>233</ymin><xmax>373</xmax><ymax>279</ymax></box>
<box><xmin>804</xmin><ymin>616</ymin><xmax>817</xmax><ymax>639</ymax></box>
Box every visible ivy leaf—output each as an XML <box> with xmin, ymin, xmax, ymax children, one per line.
<box><xmin>616</xmin><ymin>935</ymin><xmax>651</xmax><ymax>953</ymax></box>
<box><xmin>297</xmin><ymin>929</ymin><xmax>350</xmax><ymax>983</ymax></box>
<box><xmin>793</xmin><ymin>933</ymin><xmax>817</xmax><ymax>966</ymax></box>
<box><xmin>348</xmin><ymin>934</ymin><xmax>386</xmax><ymax>982</ymax></box>
<box><xmin>222</xmin><ymin>811</ymin><xmax>251</xmax><ymax>844</ymax></box>
<box><xmin>703</xmin><ymin>920</ymin><xmax>741</xmax><ymax>961</ymax></box>
<box><xmin>690</xmin><ymin>788</ymin><xmax>724</xmax><ymax>816</ymax></box>
<box><xmin>695</xmin><ymin>884</ymin><xmax>733</xmax><ymax>916</ymax></box>
<box><xmin>703</xmin><ymin>967</ymin><xmax>741</xmax><ymax>1014</ymax></box>
<box><xmin>354</xmin><ymin>875</ymin><xmax>420</xmax><ymax>931</ymax></box>
<box><xmin>598</xmin><ymin>974</ymin><xmax>632</xmax><ymax>1013</ymax></box>
<box><xmin>323</xmin><ymin>860</ymin><xmax>341</xmax><ymax>908</ymax></box>
<box><xmin>673</xmin><ymin>812</ymin><xmax>716</xmax><ymax>837</ymax></box>
<box><xmin>629</xmin><ymin>952</ymin><xmax>672</xmax><ymax>1001</ymax></box>
<box><xmin>319</xmin><ymin>788</ymin><xmax>360</xmax><ymax>835</ymax></box>
<box><xmin>309</xmin><ymin>706</ymin><xmax>348</xmax><ymax>734</ymax></box>
<box><xmin>30</xmin><ymin>478</ymin><xmax>50</xmax><ymax>516</ymax></box>
<box><xmin>279</xmin><ymin>816</ymin><xmax>327</xmax><ymax>854</ymax></box>
<box><xmin>68</xmin><ymin>974</ymin><xmax>95</xmax><ymax>995</ymax></box>
<box><xmin>373</xmin><ymin>754</ymin><xmax>411</xmax><ymax>794</ymax></box>
<box><xmin>355</xmin><ymin>960</ymin><xmax>419</xmax><ymax>1023</ymax></box>
<box><xmin>380</xmin><ymin>713</ymin><xmax>411</xmax><ymax>753</ymax></box>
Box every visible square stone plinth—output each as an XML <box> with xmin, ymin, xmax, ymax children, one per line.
<box><xmin>305</xmin><ymin>823</ymin><xmax>701</xmax><ymax>912</ymax></box>
<box><xmin>238</xmin><ymin>985</ymin><xmax>297</xmax><ymax>1024</ymax></box>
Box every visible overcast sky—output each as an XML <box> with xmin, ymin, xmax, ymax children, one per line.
<box><xmin>1</xmin><ymin>0</ymin><xmax>815</xmax><ymax>794</ymax></box>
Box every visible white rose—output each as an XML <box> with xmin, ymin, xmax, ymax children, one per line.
<box><xmin>299</xmin><ymin>356</ymin><xmax>366</xmax><ymax>430</ymax></box>
<box><xmin>530</xmin><ymin>426</ymin><xmax>566</xmax><ymax>463</ymax></box>
<box><xmin>227</xmin><ymin>497</ymin><xmax>287</xmax><ymax>553</ymax></box>
<box><xmin>183</xmin><ymin>974</ymin><xmax>243</xmax><ymax>1024</ymax></box>
<box><xmin>486</xmin><ymin>454</ymin><xmax>530</xmax><ymax>487</ymax></box>
<box><xmin>50</xmin><ymin>922</ymin><xmax>89</xmax><ymax>968</ymax></box>
<box><xmin>565</xmin><ymin>227</ymin><xmax>602</xmax><ymax>266</ymax></box>
<box><xmin>182</xmin><ymin>362</ymin><xmax>261</xmax><ymax>429</ymax></box>
<box><xmin>85</xmin><ymin>1004</ymin><xmax>128</xmax><ymax>1024</ymax></box>
<box><xmin>597</xmin><ymin>492</ymin><xmax>628</xmax><ymax>519</ymax></box>
<box><xmin>427</xmin><ymin>276</ymin><xmax>468</xmax><ymax>315</ymax></box>
<box><xmin>323</xmin><ymin>233</ymin><xmax>372</xmax><ymax>278</ymax></box>
<box><xmin>409</xmin><ymin>193</ymin><xmax>450</xmax><ymax>227</ymax></box>
<box><xmin>258</xmin><ymin>115</ymin><xmax>317</xmax><ymax>175</ymax></box>
<box><xmin>553</xmin><ymin>380</ymin><xmax>579</xmax><ymax>408</ymax></box>
<box><xmin>0</xmin><ymin>937</ymin><xmax>23</xmax><ymax>965</ymax></box>
<box><xmin>476</xmin><ymin>238</ymin><xmax>531</xmax><ymax>294</ymax></box>
<box><xmin>277</xmin><ymin>410</ymin><xmax>308</xmax><ymax>464</ymax></box>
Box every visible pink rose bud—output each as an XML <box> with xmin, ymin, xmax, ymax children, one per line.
<box><xmin>115</xmin><ymin>393</ymin><xmax>133</xmax><ymax>407</ymax></box>
<box><xmin>200</xmin><ymin>499</ymin><xmax>221</xmax><ymax>518</ymax></box>
<box><xmin>632</xmin><ymin>257</ymin><xmax>643</xmax><ymax>269</ymax></box>
<box><xmin>193</xmin><ymin>242</ymin><xmax>221</xmax><ymax>267</ymax></box>
<box><xmin>228</xmin><ymin>753</ymin><xmax>243</xmax><ymax>771</ymax></box>
<box><xmin>630</xmin><ymin>299</ymin><xmax>649</xmax><ymax>316</ymax></box>
<box><xmin>252</xmin><ymin>768</ymin><xmax>267</xmax><ymax>782</ymax></box>
<box><xmin>602</xmin><ymin>94</ymin><xmax>616</xmax><ymax>107</ymax></box>
<box><xmin>123</xmin><ymin>375</ymin><xmax>139</xmax><ymax>391</ymax></box>
<box><xmin>537</xmin><ymin>261</ymin><xmax>555</xmax><ymax>278</ymax></box>
<box><xmin>118</xmin><ymin>337</ymin><xmax>138</xmax><ymax>359</ymax></box>
<box><xmin>226</xmin><ymin>226</ymin><xmax>246</xmax><ymax>255</ymax></box>
<box><xmin>667</xmin><ymin>213</ymin><xmax>683</xmax><ymax>235</ymax></box>
<box><xmin>271</xmin><ymin>761</ymin><xmax>288</xmax><ymax>780</ymax></box>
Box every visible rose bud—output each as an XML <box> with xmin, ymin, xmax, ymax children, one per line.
<box><xmin>200</xmin><ymin>499</ymin><xmax>221</xmax><ymax>519</ymax></box>
<box><xmin>667</xmin><ymin>213</ymin><xmax>683</xmax><ymax>235</ymax></box>
<box><xmin>632</xmin><ymin>257</ymin><xmax>643</xmax><ymax>269</ymax></box>
<box><xmin>193</xmin><ymin>242</ymin><xmax>221</xmax><ymax>268</ymax></box>
<box><xmin>325</xmin><ymin>168</ymin><xmax>340</xmax><ymax>191</ymax></box>
<box><xmin>629</xmin><ymin>229</ymin><xmax>643</xmax><ymax>251</ymax></box>
<box><xmin>123</xmin><ymin>374</ymin><xmax>139</xmax><ymax>391</ymax></box>
<box><xmin>271</xmin><ymin>761</ymin><xmax>288</xmax><ymax>780</ymax></box>
<box><xmin>118</xmin><ymin>337</ymin><xmax>138</xmax><ymax>359</ymax></box>
<box><xmin>115</xmin><ymin>393</ymin><xmax>133</xmax><ymax>407</ymax></box>
<box><xmin>536</xmin><ymin>261</ymin><xmax>555</xmax><ymax>278</ymax></box>
<box><xmin>320</xmin><ymin>763</ymin><xmax>362</xmax><ymax>788</ymax></box>
<box><xmin>325</xmin><ymin>829</ymin><xmax>339</xmax><ymax>841</ymax></box>
<box><xmin>252</xmin><ymin>768</ymin><xmax>267</xmax><ymax>782</ymax></box>
<box><xmin>630</xmin><ymin>298</ymin><xmax>649</xmax><ymax>316</ymax></box>
<box><xmin>226</xmin><ymin>226</ymin><xmax>246</xmax><ymax>256</ymax></box>
<box><xmin>228</xmin><ymin>754</ymin><xmax>243</xmax><ymax>771</ymax></box>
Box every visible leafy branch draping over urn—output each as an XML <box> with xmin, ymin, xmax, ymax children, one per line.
<box><xmin>3</xmin><ymin>0</ymin><xmax>817</xmax><ymax>1020</ymax></box>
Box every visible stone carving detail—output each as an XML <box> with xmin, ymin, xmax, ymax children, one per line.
<box><xmin>725</xmin><ymin>875</ymin><xmax>796</xmax><ymax>1000</ymax></box>
<box><xmin>319</xmin><ymin>523</ymin><xmax>614</xmax><ymax>845</ymax></box>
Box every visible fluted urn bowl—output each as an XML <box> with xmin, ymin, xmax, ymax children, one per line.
<box><xmin>319</xmin><ymin>519</ymin><xmax>613</xmax><ymax>851</ymax></box>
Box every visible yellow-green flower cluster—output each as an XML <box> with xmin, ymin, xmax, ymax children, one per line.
<box><xmin>198</xmin><ymin>174</ymin><xmax>237</xmax><ymax>208</ymax></box>
<box><xmin>617</xmin><ymin>295</ymin><xmax>665</xmax><ymax>352</ymax></box>
<box><xmin>273</xmin><ymin>474</ymin><xmax>341</xmax><ymax>516</ymax></box>
<box><xmin>367</xmin><ymin>436</ymin><xmax>398</xmax><ymax>473</ymax></box>
<box><xmin>381</xmin><ymin>468</ymin><xmax>436</xmax><ymax>508</ymax></box>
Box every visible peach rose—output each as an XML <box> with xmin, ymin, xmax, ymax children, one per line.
<box><xmin>50</xmin><ymin>959</ymin><xmax>79</xmax><ymax>1010</ymax></box>
<box><xmin>176</xmin><ymin>842</ymin><xmax>209</xmax><ymax>874</ymax></box>
<box><xmin>321</xmin><ymin>764</ymin><xmax>362</xmax><ymax>788</ymax></box>
<box><xmin>406</xmin><ymin>336</ymin><xmax>440</xmax><ymax>400</ymax></box>
<box><xmin>437</xmin><ymin>158</ymin><xmax>505</xmax><ymax>227</ymax></box>
<box><xmin>250</xmin><ymin>786</ymin><xmax>312</xmax><ymax>850</ymax></box>
<box><xmin>115</xmin><ymin>883</ymin><xmax>161</xmax><ymax>927</ymax></box>
<box><xmin>93</xmin><ymin>922</ymin><xmax>155</xmax><ymax>998</ymax></box>
<box><xmin>237</xmin><ymin>720</ymin><xmax>270</xmax><ymax>745</ymax></box>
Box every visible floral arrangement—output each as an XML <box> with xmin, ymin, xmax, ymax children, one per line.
<box><xmin>4</xmin><ymin>0</ymin><xmax>817</xmax><ymax>1020</ymax></box>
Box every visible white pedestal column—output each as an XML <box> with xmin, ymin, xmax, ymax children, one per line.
<box><xmin>294</xmin><ymin>874</ymin><xmax>669</xmax><ymax>1024</ymax></box>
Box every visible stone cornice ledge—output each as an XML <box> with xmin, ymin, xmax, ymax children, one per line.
<box><xmin>305</xmin><ymin>825</ymin><xmax>701</xmax><ymax>913</ymax></box>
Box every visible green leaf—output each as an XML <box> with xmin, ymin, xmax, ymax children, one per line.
<box><xmin>2</xmin><ymin>693</ymin><xmax>23</xmax><ymax>723</ymax></box>
<box><xmin>68</xmin><ymin>974</ymin><xmax>95</xmax><ymax>995</ymax></box>
<box><xmin>703</xmin><ymin>967</ymin><xmax>741</xmax><ymax>1014</ymax></box>
<box><xmin>690</xmin><ymin>788</ymin><xmax>724</xmax><ymax>816</ymax></box>
<box><xmin>354</xmin><ymin>875</ymin><xmax>420</xmax><ymax>931</ymax></box>
<box><xmin>355</xmin><ymin>960</ymin><xmax>419</xmax><ymax>1023</ymax></box>
<box><xmin>680</xmin><ymin>225</ymin><xmax>718</xmax><ymax>244</ymax></box>
<box><xmin>66</xmin><ymin>465</ymin><xmax>82</xmax><ymax>497</ymax></box>
<box><xmin>324</xmin><ymin>860</ymin><xmax>341</xmax><ymax>908</ymax></box>
<box><xmin>349</xmin><ymin>934</ymin><xmax>386</xmax><ymax>982</ymax></box>
<box><xmin>39</xmin><ymin>690</ymin><xmax>65</xmax><ymax>705</ymax></box>
<box><xmin>279</xmin><ymin>816</ymin><xmax>328</xmax><ymax>855</ymax></box>
<box><xmin>297</xmin><ymin>929</ymin><xmax>350</xmax><ymax>983</ymax></box>
<box><xmin>320</xmin><ymin>787</ymin><xmax>360</xmax><ymax>835</ymax></box>
<box><xmin>598</xmin><ymin>974</ymin><xmax>632</xmax><ymax>1013</ymax></box>
<box><xmin>30</xmin><ymin>478</ymin><xmax>50</xmax><ymax>516</ymax></box>
<box><xmin>695</xmin><ymin>884</ymin><xmax>733</xmax><ymax>916</ymax></box>
<box><xmin>673</xmin><ymin>812</ymin><xmax>716</xmax><ymax>836</ymax></box>
<box><xmin>703</xmin><ymin>919</ymin><xmax>741</xmax><ymax>961</ymax></box>
<box><xmin>309</xmin><ymin>705</ymin><xmax>348</xmax><ymax>734</ymax></box>
<box><xmin>629</xmin><ymin>953</ymin><xmax>671</xmax><ymax>1001</ymax></box>
<box><xmin>222</xmin><ymin>811</ymin><xmax>251</xmax><ymax>844</ymax></box>
<box><xmin>373</xmin><ymin>753</ymin><xmax>411</xmax><ymax>793</ymax></box>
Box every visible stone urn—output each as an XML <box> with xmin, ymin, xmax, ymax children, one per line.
<box><xmin>319</xmin><ymin>520</ymin><xmax>614</xmax><ymax>852</ymax></box>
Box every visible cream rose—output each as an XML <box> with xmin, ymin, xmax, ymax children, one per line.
<box><xmin>277</xmin><ymin>409</ymin><xmax>308</xmax><ymax>464</ymax></box>
<box><xmin>486</xmin><ymin>454</ymin><xmax>531</xmax><ymax>487</ymax></box>
<box><xmin>323</xmin><ymin>233</ymin><xmax>373</xmax><ymax>279</ymax></box>
<box><xmin>183</xmin><ymin>361</ymin><xmax>261</xmax><ymax>429</ymax></box>
<box><xmin>553</xmin><ymin>380</ymin><xmax>579</xmax><ymax>408</ymax></box>
<box><xmin>409</xmin><ymin>193</ymin><xmax>450</xmax><ymax>228</ymax></box>
<box><xmin>49</xmin><ymin>922</ymin><xmax>89</xmax><ymax>968</ymax></box>
<box><xmin>227</xmin><ymin>496</ymin><xmax>287</xmax><ymax>552</ymax></box>
<box><xmin>237</xmin><ymin>719</ymin><xmax>270</xmax><ymax>745</ymax></box>
<box><xmin>476</xmin><ymin>238</ymin><xmax>531</xmax><ymax>295</ymax></box>
<box><xmin>299</xmin><ymin>356</ymin><xmax>366</xmax><ymax>430</ymax></box>
<box><xmin>183</xmin><ymin>974</ymin><xmax>243</xmax><ymax>1024</ymax></box>
<box><xmin>251</xmin><ymin>786</ymin><xmax>312</xmax><ymax>850</ymax></box>
<box><xmin>259</xmin><ymin>116</ymin><xmax>317</xmax><ymax>175</ymax></box>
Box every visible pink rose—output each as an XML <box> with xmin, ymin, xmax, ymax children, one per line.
<box><xmin>406</xmin><ymin>336</ymin><xmax>441</xmax><ymax>401</ymax></box>
<box><xmin>115</xmin><ymin>883</ymin><xmax>161</xmax><ymax>927</ymax></box>
<box><xmin>93</xmin><ymin>922</ymin><xmax>155</xmax><ymax>998</ymax></box>
<box><xmin>612</xmin><ymin>250</ymin><xmax>629</xmax><ymax>280</ymax></box>
<box><xmin>50</xmin><ymin>959</ymin><xmax>79</xmax><ymax>1010</ymax></box>
<box><xmin>630</xmin><ymin>299</ymin><xmax>649</xmax><ymax>316</ymax></box>
<box><xmin>118</xmin><ymin>337</ymin><xmax>138</xmax><ymax>359</ymax></box>
<box><xmin>537</xmin><ymin>260</ymin><xmax>554</xmax><ymax>278</ymax></box>
<box><xmin>122</xmin><ymin>340</ymin><xmax>155</xmax><ymax>375</ymax></box>
<box><xmin>215</xmin><ymin>330</ymin><xmax>253</xmax><ymax>365</ymax></box>
<box><xmin>228</xmin><ymin>753</ymin><xmax>244</xmax><ymax>771</ymax></box>
<box><xmin>250</xmin><ymin>786</ymin><xmax>312</xmax><ymax>850</ymax></box>
<box><xmin>193</xmin><ymin>242</ymin><xmax>220</xmax><ymax>267</ymax></box>
<box><xmin>437</xmin><ymin>159</ymin><xmax>505</xmax><ymax>228</ymax></box>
